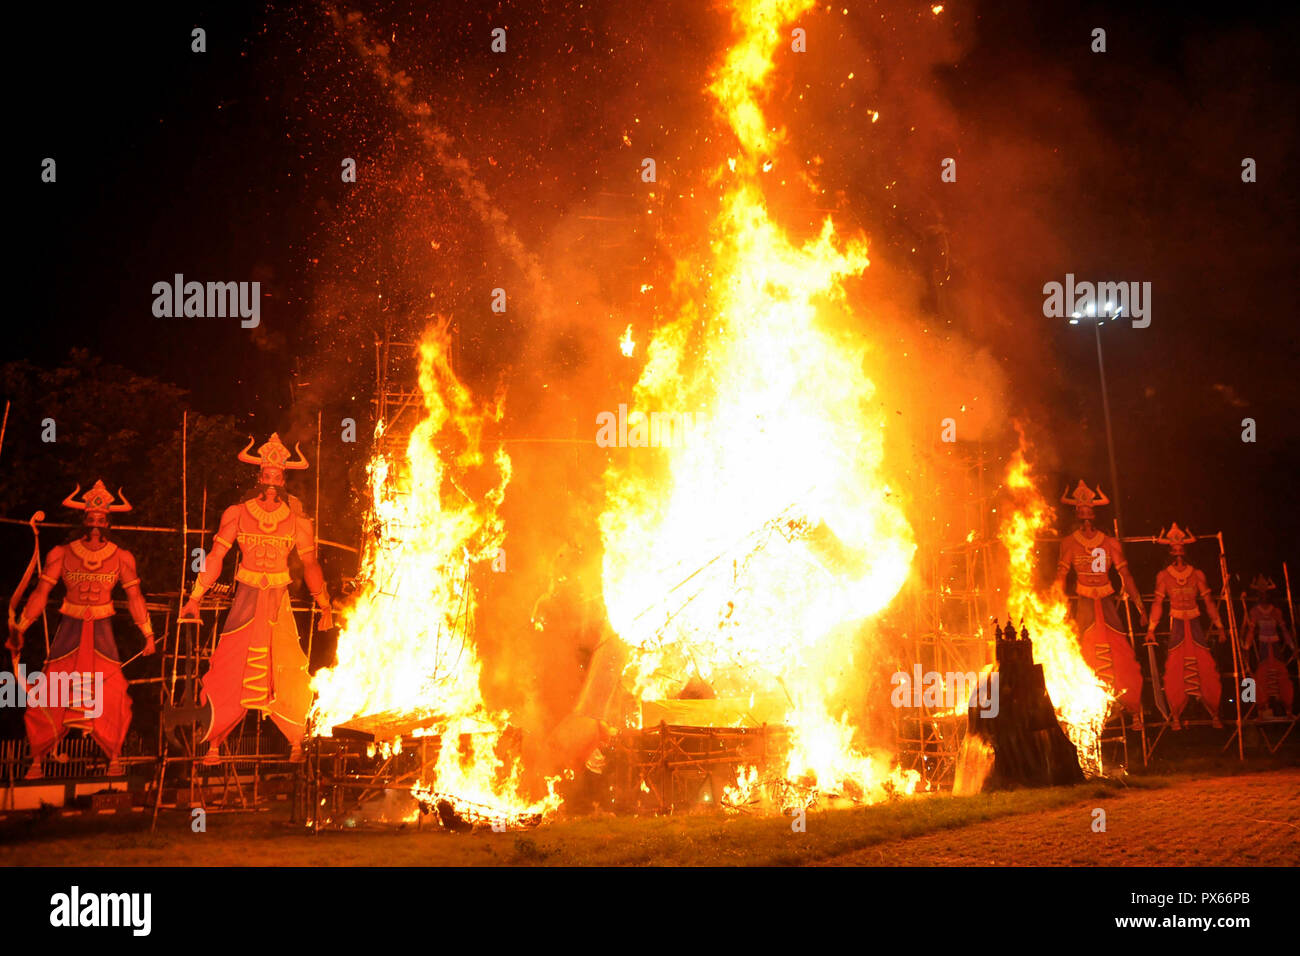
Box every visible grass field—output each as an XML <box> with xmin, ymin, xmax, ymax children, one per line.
<box><xmin>3</xmin><ymin>763</ymin><xmax>1295</xmax><ymax>867</ymax></box>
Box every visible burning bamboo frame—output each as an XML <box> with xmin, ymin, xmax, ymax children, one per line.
<box><xmin>609</xmin><ymin>722</ymin><xmax>792</xmax><ymax>815</ymax></box>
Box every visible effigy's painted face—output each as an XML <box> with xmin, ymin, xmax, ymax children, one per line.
<box><xmin>1075</xmin><ymin>505</ymin><xmax>1095</xmax><ymax>531</ymax></box>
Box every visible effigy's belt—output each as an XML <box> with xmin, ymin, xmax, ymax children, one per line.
<box><xmin>1076</xmin><ymin>583</ymin><xmax>1115</xmax><ymax>599</ymax></box>
<box><xmin>234</xmin><ymin>567</ymin><xmax>291</xmax><ymax>589</ymax></box>
<box><xmin>58</xmin><ymin>601</ymin><xmax>115</xmax><ymax>621</ymax></box>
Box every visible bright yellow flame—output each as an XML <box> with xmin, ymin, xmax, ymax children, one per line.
<box><xmin>600</xmin><ymin>0</ymin><xmax>917</xmax><ymax>807</ymax></box>
<box><xmin>722</xmin><ymin>764</ymin><xmax>760</xmax><ymax>809</ymax></box>
<box><xmin>311</xmin><ymin>322</ymin><xmax>560</xmax><ymax>824</ymax></box>
<box><xmin>998</xmin><ymin>444</ymin><xmax>1110</xmax><ymax>775</ymax></box>
<box><xmin>707</xmin><ymin>0</ymin><xmax>812</xmax><ymax>157</ymax></box>
<box><xmin>620</xmin><ymin>323</ymin><xmax>636</xmax><ymax>357</ymax></box>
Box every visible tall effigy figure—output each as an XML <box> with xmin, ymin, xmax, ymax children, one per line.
<box><xmin>1243</xmin><ymin>575</ymin><xmax>1296</xmax><ymax>716</ymax></box>
<box><xmin>6</xmin><ymin>482</ymin><xmax>155</xmax><ymax>778</ymax></box>
<box><xmin>178</xmin><ymin>434</ymin><xmax>332</xmax><ymax>762</ymax></box>
<box><xmin>1054</xmin><ymin>481</ymin><xmax>1147</xmax><ymax>717</ymax></box>
<box><xmin>1146</xmin><ymin>525</ymin><xmax>1223</xmax><ymax>729</ymax></box>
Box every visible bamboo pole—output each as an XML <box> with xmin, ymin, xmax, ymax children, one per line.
<box><xmin>30</xmin><ymin>520</ymin><xmax>51</xmax><ymax>659</ymax></box>
<box><xmin>307</xmin><ymin>410</ymin><xmax>322</xmax><ymax>661</ymax></box>
<box><xmin>0</xmin><ymin>516</ymin><xmax>357</xmax><ymax>553</ymax></box>
<box><xmin>1114</xmin><ymin>518</ymin><xmax>1144</xmax><ymax>763</ymax></box>
<box><xmin>199</xmin><ymin>488</ymin><xmax>208</xmax><ymax>570</ymax></box>
<box><xmin>1216</xmin><ymin>533</ymin><xmax>1245</xmax><ymax>761</ymax></box>
<box><xmin>315</xmin><ymin>409</ymin><xmax>323</xmax><ymax>540</ymax></box>
<box><xmin>180</xmin><ymin>414</ymin><xmax>194</xmax><ymax>801</ymax></box>
<box><xmin>154</xmin><ymin>415</ymin><xmax>188</xmax><ymax>831</ymax></box>
<box><xmin>0</xmin><ymin>517</ymin><xmax>209</xmax><ymax>533</ymax></box>
<box><xmin>1284</xmin><ymin>562</ymin><xmax>1297</xmax><ymax>651</ymax></box>
<box><xmin>181</xmin><ymin>412</ymin><xmax>188</xmax><ymax>603</ymax></box>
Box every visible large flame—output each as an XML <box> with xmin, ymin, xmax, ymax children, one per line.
<box><xmin>600</xmin><ymin>0</ymin><xmax>918</xmax><ymax>805</ymax></box>
<box><xmin>998</xmin><ymin>443</ymin><xmax>1110</xmax><ymax>775</ymax></box>
<box><xmin>311</xmin><ymin>323</ymin><xmax>559</xmax><ymax>823</ymax></box>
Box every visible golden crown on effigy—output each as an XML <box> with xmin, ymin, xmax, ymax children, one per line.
<box><xmin>1156</xmin><ymin>523</ymin><xmax>1196</xmax><ymax>554</ymax></box>
<box><xmin>1060</xmin><ymin>480</ymin><xmax>1109</xmax><ymax>518</ymax></box>
<box><xmin>62</xmin><ymin>480</ymin><xmax>132</xmax><ymax>528</ymax></box>
<box><xmin>1249</xmin><ymin>574</ymin><xmax>1277</xmax><ymax>595</ymax></box>
<box><xmin>237</xmin><ymin>433</ymin><xmax>309</xmax><ymax>487</ymax></box>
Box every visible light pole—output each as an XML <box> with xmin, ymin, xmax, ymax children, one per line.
<box><xmin>1068</xmin><ymin>304</ymin><xmax>1125</xmax><ymax>537</ymax></box>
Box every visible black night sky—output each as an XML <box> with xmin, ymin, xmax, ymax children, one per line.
<box><xmin>9</xmin><ymin>0</ymin><xmax>1300</xmax><ymax>605</ymax></box>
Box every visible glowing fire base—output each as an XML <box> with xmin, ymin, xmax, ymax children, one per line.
<box><xmin>606</xmin><ymin>722</ymin><xmax>791</xmax><ymax>814</ymax></box>
<box><xmin>302</xmin><ymin>723</ymin><xmax>537</xmax><ymax>831</ymax></box>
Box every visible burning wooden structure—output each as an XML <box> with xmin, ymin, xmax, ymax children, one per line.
<box><xmin>609</xmin><ymin>722</ymin><xmax>790</xmax><ymax>814</ymax></box>
<box><xmin>302</xmin><ymin>711</ymin><xmax>539</xmax><ymax>831</ymax></box>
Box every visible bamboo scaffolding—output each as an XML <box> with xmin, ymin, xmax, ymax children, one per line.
<box><xmin>610</xmin><ymin>722</ymin><xmax>789</xmax><ymax>813</ymax></box>
<box><xmin>0</xmin><ymin>517</ymin><xmax>358</xmax><ymax>554</ymax></box>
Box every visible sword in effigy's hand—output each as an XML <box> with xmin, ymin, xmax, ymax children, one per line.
<box><xmin>1142</xmin><ymin>632</ymin><xmax>1170</xmax><ymax>719</ymax></box>
<box><xmin>165</xmin><ymin>598</ymin><xmax>212</xmax><ymax>749</ymax></box>
<box><xmin>1239</xmin><ymin>590</ymin><xmax>1261</xmax><ymax>671</ymax></box>
<box><xmin>1127</xmin><ymin>589</ymin><xmax>1170</xmax><ymax>719</ymax></box>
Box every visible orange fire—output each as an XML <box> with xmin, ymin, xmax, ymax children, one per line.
<box><xmin>600</xmin><ymin>0</ymin><xmax>918</xmax><ymax>807</ymax></box>
<box><xmin>311</xmin><ymin>323</ymin><xmax>561</xmax><ymax>824</ymax></box>
<box><xmin>998</xmin><ymin>443</ymin><xmax>1110</xmax><ymax>775</ymax></box>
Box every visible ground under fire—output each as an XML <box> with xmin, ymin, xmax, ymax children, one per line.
<box><xmin>4</xmin><ymin>762</ymin><xmax>1295</xmax><ymax>867</ymax></box>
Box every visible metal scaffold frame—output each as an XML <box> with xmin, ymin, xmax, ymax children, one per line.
<box><xmin>372</xmin><ymin>318</ymin><xmax>428</xmax><ymax>461</ymax></box>
<box><xmin>895</xmin><ymin>444</ymin><xmax>997</xmax><ymax>792</ymax></box>
<box><xmin>609</xmin><ymin>722</ymin><xmax>791</xmax><ymax>814</ymax></box>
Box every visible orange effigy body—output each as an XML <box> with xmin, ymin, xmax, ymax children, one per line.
<box><xmin>197</xmin><ymin>498</ymin><xmax>317</xmax><ymax>748</ymax></box>
<box><xmin>1057</xmin><ymin>529</ymin><xmax>1143</xmax><ymax>715</ymax></box>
